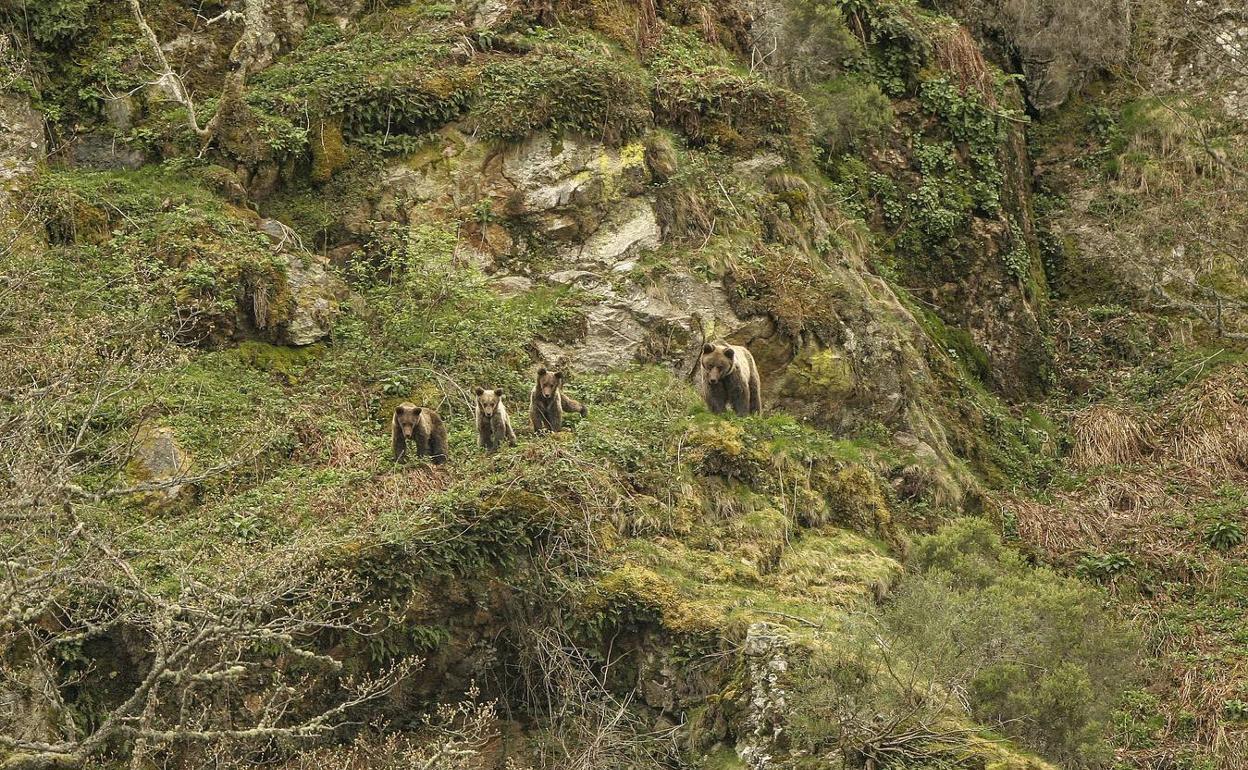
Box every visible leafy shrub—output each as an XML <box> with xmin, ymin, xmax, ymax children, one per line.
<box><xmin>648</xmin><ymin>26</ymin><xmax>811</xmax><ymax>151</ymax></box>
<box><xmin>1225</xmin><ymin>699</ymin><xmax>1248</xmax><ymax>721</ymax></box>
<box><xmin>889</xmin><ymin>519</ymin><xmax>1139</xmax><ymax>767</ymax></box>
<box><xmin>806</xmin><ymin>75</ymin><xmax>894</xmax><ymax>156</ymax></box>
<box><xmin>1002</xmin><ymin>220</ymin><xmax>1031</xmax><ymax>281</ymax></box>
<box><xmin>6</xmin><ymin>0</ymin><xmax>96</xmax><ymax>46</ymax></box>
<box><xmin>1205</xmin><ymin>519</ymin><xmax>1245</xmax><ymax>551</ymax></box>
<box><xmin>247</xmin><ymin>17</ymin><xmax>473</xmax><ymax>144</ymax></box>
<box><xmin>902</xmin><ymin>140</ymin><xmax>975</xmax><ymax>249</ymax></box>
<box><xmin>917</xmin><ymin>76</ymin><xmax>1008</xmax><ymax>213</ymax></box>
<box><xmin>841</xmin><ymin>0</ymin><xmax>931</xmax><ymax>96</ymax></box>
<box><xmin>471</xmin><ymin>32</ymin><xmax>652</xmax><ymax>144</ymax></box>
<box><xmin>1077</xmin><ymin>551</ymin><xmax>1134</xmax><ymax>581</ymax></box>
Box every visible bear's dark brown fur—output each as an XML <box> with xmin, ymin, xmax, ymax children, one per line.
<box><xmin>475</xmin><ymin>387</ymin><xmax>517</xmax><ymax>451</ymax></box>
<box><xmin>699</xmin><ymin>343</ymin><xmax>762</xmax><ymax>416</ymax></box>
<box><xmin>530</xmin><ymin>367</ymin><xmax>588</xmax><ymax>433</ymax></box>
<box><xmin>392</xmin><ymin>403</ymin><xmax>449</xmax><ymax>464</ymax></box>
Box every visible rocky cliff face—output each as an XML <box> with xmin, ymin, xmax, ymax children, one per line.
<box><xmin>0</xmin><ymin>36</ymin><xmax>43</xmax><ymax>234</ymax></box>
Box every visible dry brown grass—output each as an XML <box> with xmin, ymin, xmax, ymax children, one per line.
<box><xmin>1112</xmin><ymin>100</ymin><xmax>1233</xmax><ymax>198</ymax></box>
<box><xmin>1006</xmin><ymin>470</ymin><xmax>1185</xmax><ymax>562</ymax></box>
<box><xmin>1069</xmin><ymin>404</ymin><xmax>1152</xmax><ymax>469</ymax></box>
<box><xmin>929</xmin><ymin>23</ymin><xmax>996</xmax><ymax>106</ymax></box>
<box><xmin>1012</xmin><ymin>363</ymin><xmax>1248</xmax><ymax>768</ymax></box>
<box><xmin>1010</xmin><ymin>492</ymin><xmax>1142</xmax><ymax>559</ymax></box>
<box><xmin>1162</xmin><ymin>368</ymin><xmax>1248</xmax><ymax>476</ymax></box>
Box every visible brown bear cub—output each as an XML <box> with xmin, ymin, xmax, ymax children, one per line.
<box><xmin>699</xmin><ymin>343</ymin><xmax>762</xmax><ymax>416</ymax></box>
<box><xmin>530</xmin><ymin>367</ymin><xmax>588</xmax><ymax>433</ymax></box>
<box><xmin>391</xmin><ymin>403</ymin><xmax>448</xmax><ymax>464</ymax></box>
<box><xmin>475</xmin><ymin>387</ymin><xmax>517</xmax><ymax>451</ymax></box>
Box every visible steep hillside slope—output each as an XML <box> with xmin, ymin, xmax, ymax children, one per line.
<box><xmin>3</xmin><ymin>0</ymin><xmax>1241</xmax><ymax>769</ymax></box>
<box><xmin>1009</xmin><ymin>4</ymin><xmax>1248</xmax><ymax>768</ymax></box>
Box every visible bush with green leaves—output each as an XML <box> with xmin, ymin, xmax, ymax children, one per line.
<box><xmin>884</xmin><ymin>519</ymin><xmax>1139</xmax><ymax>767</ymax></box>
<box><xmin>4</xmin><ymin>0</ymin><xmax>97</xmax><ymax>46</ymax></box>
<box><xmin>247</xmin><ymin>16</ymin><xmax>474</xmax><ymax>144</ymax></box>
<box><xmin>648</xmin><ymin>26</ymin><xmax>811</xmax><ymax>151</ymax></box>
<box><xmin>917</xmin><ymin>76</ymin><xmax>1009</xmax><ymax>212</ymax></box>
<box><xmin>806</xmin><ymin>75</ymin><xmax>894</xmax><ymax>156</ymax></box>
<box><xmin>471</xmin><ymin>31</ymin><xmax>652</xmax><ymax>144</ymax></box>
<box><xmin>1205</xmin><ymin>519</ymin><xmax>1245</xmax><ymax>551</ymax></box>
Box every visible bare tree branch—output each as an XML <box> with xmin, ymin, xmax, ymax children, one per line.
<box><xmin>126</xmin><ymin>0</ymin><xmax>266</xmax><ymax>150</ymax></box>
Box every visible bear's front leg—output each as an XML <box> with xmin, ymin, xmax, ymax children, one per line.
<box><xmin>731</xmin><ymin>383</ymin><xmax>751</xmax><ymax>417</ymax></box>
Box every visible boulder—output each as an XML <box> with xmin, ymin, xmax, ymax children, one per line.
<box><xmin>0</xmin><ymin>54</ymin><xmax>44</xmax><ymax>187</ymax></box>
<box><xmin>569</xmin><ymin>197</ymin><xmax>661</xmax><ymax>266</ymax></box>
<box><xmin>71</xmin><ymin>133</ymin><xmax>146</xmax><ymax>170</ymax></box>
<box><xmin>130</xmin><ymin>425</ymin><xmax>192</xmax><ymax>501</ymax></box>
<box><xmin>536</xmin><ymin>269</ymin><xmax>747</xmax><ymax>373</ymax></box>
<box><xmin>257</xmin><ymin>219</ymin><xmax>348</xmax><ymax>345</ymax></box>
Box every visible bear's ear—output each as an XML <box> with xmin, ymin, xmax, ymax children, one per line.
<box><xmin>475</xmin><ymin>387</ymin><xmax>485</xmax><ymax>396</ymax></box>
<box><xmin>413</xmin><ymin>407</ymin><xmax>422</xmax><ymax>416</ymax></box>
<box><xmin>537</xmin><ymin>367</ymin><xmax>547</xmax><ymax>377</ymax></box>
<box><xmin>702</xmin><ymin>343</ymin><xmax>714</xmax><ymax>354</ymax></box>
<box><xmin>496</xmin><ymin>388</ymin><xmax>504</xmax><ymax>398</ymax></box>
<box><xmin>555</xmin><ymin>371</ymin><xmax>563</xmax><ymax>381</ymax></box>
<box><xmin>724</xmin><ymin>347</ymin><xmax>735</xmax><ymax>358</ymax></box>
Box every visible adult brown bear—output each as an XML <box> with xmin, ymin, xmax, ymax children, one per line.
<box><xmin>698</xmin><ymin>343</ymin><xmax>762</xmax><ymax>416</ymax></box>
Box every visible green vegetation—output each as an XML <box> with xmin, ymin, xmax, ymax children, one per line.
<box><xmin>648</xmin><ymin>25</ymin><xmax>812</xmax><ymax>151</ymax></box>
<box><xmin>473</xmin><ymin>30</ymin><xmax>651</xmax><ymax>143</ymax></box>
<box><xmin>806</xmin><ymin>74</ymin><xmax>894</xmax><ymax>156</ymax></box>
<box><xmin>32</xmin><ymin>167</ymin><xmax>290</xmax><ymax>344</ymax></box>
<box><xmin>887</xmin><ymin>520</ymin><xmax>1138</xmax><ymax>766</ymax></box>
<box><xmin>10</xmin><ymin>0</ymin><xmax>1246</xmax><ymax>767</ymax></box>
<box><xmin>248</xmin><ymin>15</ymin><xmax>472</xmax><ymax>144</ymax></box>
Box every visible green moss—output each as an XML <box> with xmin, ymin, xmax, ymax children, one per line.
<box><xmin>234</xmin><ymin>341</ymin><xmax>324</xmax><ymax>383</ymax></box>
<box><xmin>909</xmin><ymin>301</ymin><xmax>991</xmax><ymax>384</ymax></box>
<box><xmin>683</xmin><ymin>418</ymin><xmax>768</xmax><ymax>482</ymax></box>
<box><xmin>700</xmin><ymin>745</ymin><xmax>746</xmax><ymax>770</ymax></box>
<box><xmin>783</xmin><ymin>347</ymin><xmax>856</xmax><ymax>404</ymax></box>
<box><xmin>588</xmin><ymin>564</ymin><xmax>722</xmax><ymax>635</ymax></box>
<box><xmin>310</xmin><ymin>117</ymin><xmax>349</xmax><ymax>183</ymax></box>
<box><xmin>823</xmin><ymin>464</ymin><xmax>889</xmax><ymax>523</ymax></box>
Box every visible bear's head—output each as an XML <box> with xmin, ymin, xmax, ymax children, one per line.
<box><xmin>393</xmin><ymin>402</ymin><xmax>422</xmax><ymax>438</ymax></box>
<box><xmin>701</xmin><ymin>343</ymin><xmax>737</xmax><ymax>385</ymax></box>
<box><xmin>475</xmin><ymin>387</ymin><xmax>504</xmax><ymax>417</ymax></box>
<box><xmin>535</xmin><ymin>367</ymin><xmax>562</xmax><ymax>400</ymax></box>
